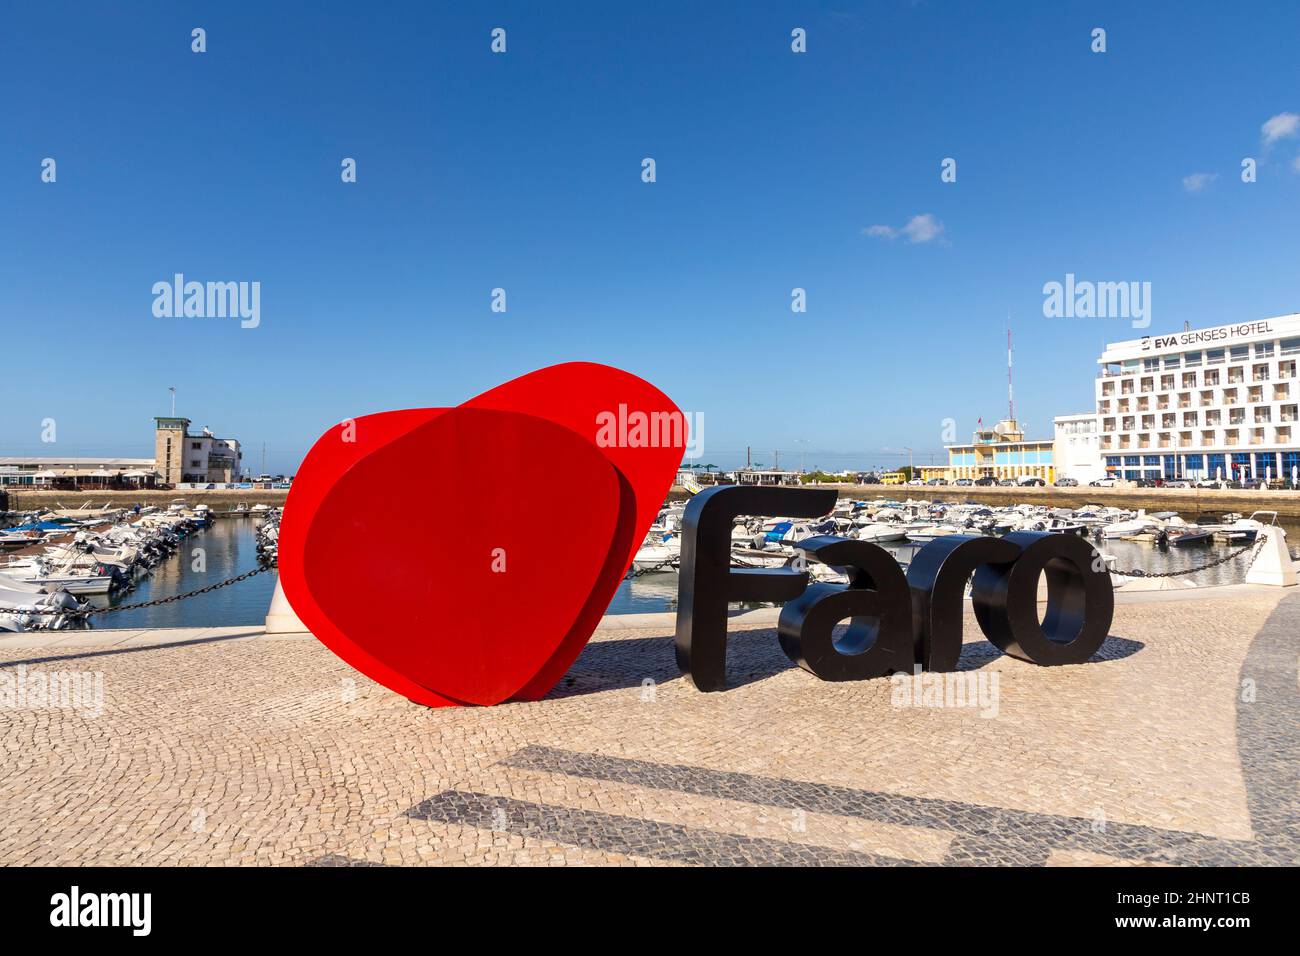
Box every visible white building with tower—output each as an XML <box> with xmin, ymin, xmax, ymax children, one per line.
<box><xmin>1095</xmin><ymin>314</ymin><xmax>1300</xmax><ymax>483</ymax></box>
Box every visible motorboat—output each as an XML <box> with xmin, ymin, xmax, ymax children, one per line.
<box><xmin>1162</xmin><ymin>527</ymin><xmax>1214</xmax><ymax>547</ymax></box>
<box><xmin>855</xmin><ymin>523</ymin><xmax>909</xmax><ymax>544</ymax></box>
<box><xmin>632</xmin><ymin>532</ymin><xmax>680</xmax><ymax>572</ymax></box>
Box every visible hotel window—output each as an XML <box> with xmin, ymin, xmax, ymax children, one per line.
<box><xmin>1228</xmin><ymin>366</ymin><xmax>1244</xmax><ymax>384</ymax></box>
<box><xmin>1281</xmin><ymin>361</ymin><xmax>1297</xmax><ymax>379</ymax></box>
<box><xmin>1229</xmin><ymin>409</ymin><xmax>1245</xmax><ymax>425</ymax></box>
<box><xmin>1140</xmin><ymin>376</ymin><xmax>1154</xmax><ymax>392</ymax></box>
<box><xmin>1104</xmin><ymin>418</ymin><xmax>1116</xmax><ymax>431</ymax></box>
<box><xmin>1117</xmin><ymin>398</ymin><xmax>1130</xmax><ymax>412</ymax></box>
<box><xmin>1203</xmin><ymin>369</ymin><xmax>1219</xmax><ymax>386</ymax></box>
<box><xmin>1185</xmin><ymin>351</ymin><xmax>1202</xmax><ymax>368</ymax></box>
<box><xmin>1256</xmin><ymin>407</ymin><xmax>1272</xmax><ymax>423</ymax></box>
<box><xmin>1206</xmin><ymin>348</ymin><xmax>1225</xmax><ymax>365</ymax></box>
<box><xmin>1162</xmin><ymin>413</ymin><xmax>1177</xmax><ymax>428</ymax></box>
<box><xmin>1282</xmin><ymin>337</ymin><xmax>1300</xmax><ymax>356</ymax></box>
<box><xmin>1273</xmin><ymin>383</ymin><xmax>1289</xmax><ymax>401</ymax></box>
<box><xmin>1098</xmin><ymin>399</ymin><xmax>1110</xmax><ymax>413</ymax></box>
<box><xmin>1143</xmin><ymin>357</ymin><xmax>1159</xmax><ymax>371</ymax></box>
<box><xmin>1122</xmin><ymin>416</ymin><xmax>1136</xmax><ymax>431</ymax></box>
<box><xmin>1141</xmin><ymin>415</ymin><xmax>1154</xmax><ymax>430</ymax></box>
<box><xmin>1255</xmin><ymin>341</ymin><xmax>1275</xmax><ymax>358</ymax></box>
<box><xmin>1178</xmin><ymin>392</ymin><xmax>1191</xmax><ymax>408</ymax></box>
<box><xmin>1101</xmin><ymin>381</ymin><xmax>1114</xmax><ymax>396</ymax></box>
<box><xmin>1253</xmin><ymin>363</ymin><xmax>1270</xmax><ymax>381</ymax></box>
<box><xmin>1224</xmin><ymin>430</ymin><xmax>1239</xmax><ymax>445</ymax></box>
<box><xmin>1181</xmin><ymin>371</ymin><xmax>1197</xmax><ymax>388</ymax></box>
<box><xmin>1248</xmin><ymin>386</ymin><xmax>1263</xmax><ymax>403</ymax></box>
<box><xmin>1179</xmin><ymin>432</ymin><xmax>1193</xmax><ymax>447</ymax></box>
<box><xmin>1182</xmin><ymin>411</ymin><xmax>1199</xmax><ymax>427</ymax></box>
<box><xmin>1282</xmin><ymin>404</ymin><xmax>1298</xmax><ymax>423</ymax></box>
<box><xmin>1223</xmin><ymin>387</ymin><xmax>1238</xmax><ymax>404</ymax></box>
<box><xmin>1163</xmin><ymin>354</ymin><xmax>1181</xmax><ymax>369</ymax></box>
<box><xmin>1121</xmin><ymin>379</ymin><xmax>1134</xmax><ymax>394</ymax></box>
<box><xmin>1205</xmin><ymin>409</ymin><xmax>1221</xmax><ymax>426</ymax></box>
<box><xmin>1160</xmin><ymin>374</ymin><xmax>1174</xmax><ymax>390</ymax></box>
<box><xmin>1201</xmin><ymin>430</ymin><xmax>1216</xmax><ymax>445</ymax></box>
<box><xmin>1251</xmin><ymin>428</ymin><xmax>1266</xmax><ymax>445</ymax></box>
<box><xmin>1137</xmin><ymin>396</ymin><xmax>1150</xmax><ymax>411</ymax></box>
<box><xmin>1199</xmin><ymin>390</ymin><xmax>1214</xmax><ymax>406</ymax></box>
<box><xmin>1230</xmin><ymin>345</ymin><xmax>1249</xmax><ymax>362</ymax></box>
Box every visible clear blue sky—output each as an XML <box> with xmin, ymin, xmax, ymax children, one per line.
<box><xmin>3</xmin><ymin>1</ymin><xmax>1298</xmax><ymax>474</ymax></box>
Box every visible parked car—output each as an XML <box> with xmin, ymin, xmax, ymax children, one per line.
<box><xmin>1194</xmin><ymin>478</ymin><xmax>1227</xmax><ymax>489</ymax></box>
<box><xmin>925</xmin><ymin>478</ymin><xmax>948</xmax><ymax>486</ymax></box>
<box><xmin>1054</xmin><ymin>477</ymin><xmax>1079</xmax><ymax>487</ymax></box>
<box><xmin>1016</xmin><ymin>476</ymin><xmax>1046</xmax><ymax>487</ymax></box>
<box><xmin>954</xmin><ymin>478</ymin><xmax>974</xmax><ymax>487</ymax></box>
<box><xmin>1134</xmin><ymin>478</ymin><xmax>1162</xmax><ymax>488</ymax></box>
<box><xmin>1233</xmin><ymin>477</ymin><xmax>1267</xmax><ymax>490</ymax></box>
<box><xmin>997</xmin><ymin>478</ymin><xmax>1017</xmax><ymax>487</ymax></box>
<box><xmin>1164</xmin><ymin>479</ymin><xmax>1191</xmax><ymax>488</ymax></box>
<box><xmin>907</xmin><ymin>477</ymin><xmax>926</xmax><ymax>486</ymax></box>
<box><xmin>1089</xmin><ymin>477</ymin><xmax>1119</xmax><ymax>488</ymax></box>
<box><xmin>974</xmin><ymin>476</ymin><xmax>998</xmax><ymax>486</ymax></box>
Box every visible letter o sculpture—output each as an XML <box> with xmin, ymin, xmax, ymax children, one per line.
<box><xmin>971</xmin><ymin>531</ymin><xmax>1113</xmax><ymax>666</ymax></box>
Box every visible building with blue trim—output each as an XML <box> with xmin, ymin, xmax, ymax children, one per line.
<box><xmin>1096</xmin><ymin>314</ymin><xmax>1300</xmax><ymax>483</ymax></box>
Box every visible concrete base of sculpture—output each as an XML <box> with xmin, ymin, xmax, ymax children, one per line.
<box><xmin>1244</xmin><ymin>527</ymin><xmax>1298</xmax><ymax>587</ymax></box>
<box><xmin>264</xmin><ymin>575</ymin><xmax>309</xmax><ymax>634</ymax></box>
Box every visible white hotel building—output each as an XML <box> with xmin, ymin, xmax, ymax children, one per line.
<box><xmin>1096</xmin><ymin>314</ymin><xmax>1300</xmax><ymax>482</ymax></box>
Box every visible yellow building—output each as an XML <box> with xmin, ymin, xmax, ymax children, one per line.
<box><xmin>945</xmin><ymin>419</ymin><xmax>1056</xmax><ymax>482</ymax></box>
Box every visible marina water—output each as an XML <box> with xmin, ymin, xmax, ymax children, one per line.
<box><xmin>51</xmin><ymin>514</ymin><xmax>1295</xmax><ymax>627</ymax></box>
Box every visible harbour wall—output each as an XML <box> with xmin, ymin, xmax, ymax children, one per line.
<box><xmin>2</xmin><ymin>488</ymin><xmax>290</xmax><ymax>513</ymax></box>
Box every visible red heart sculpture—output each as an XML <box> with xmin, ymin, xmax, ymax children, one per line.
<box><xmin>279</xmin><ymin>363</ymin><xmax>685</xmax><ymax>706</ymax></box>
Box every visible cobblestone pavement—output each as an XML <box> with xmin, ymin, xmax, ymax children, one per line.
<box><xmin>1</xmin><ymin>590</ymin><xmax>1296</xmax><ymax>866</ymax></box>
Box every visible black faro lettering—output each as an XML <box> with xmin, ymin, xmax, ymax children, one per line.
<box><xmin>674</xmin><ymin>486</ymin><xmax>1114</xmax><ymax>691</ymax></box>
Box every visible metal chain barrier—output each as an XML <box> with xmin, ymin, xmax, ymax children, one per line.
<box><xmin>1105</xmin><ymin>536</ymin><xmax>1265</xmax><ymax>579</ymax></box>
<box><xmin>68</xmin><ymin>563</ymin><xmax>273</xmax><ymax>619</ymax></box>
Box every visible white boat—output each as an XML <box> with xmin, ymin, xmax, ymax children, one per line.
<box><xmin>905</xmin><ymin>525</ymin><xmax>964</xmax><ymax>543</ymax></box>
<box><xmin>0</xmin><ymin>565</ymin><xmax>113</xmax><ymax>595</ymax></box>
<box><xmin>1213</xmin><ymin>510</ymin><xmax>1282</xmax><ymax>543</ymax></box>
<box><xmin>1100</xmin><ymin>518</ymin><xmax>1158</xmax><ymax>539</ymax></box>
<box><xmin>631</xmin><ymin>533</ymin><xmax>680</xmax><ymax>571</ymax></box>
<box><xmin>855</xmin><ymin>523</ymin><xmax>908</xmax><ymax>544</ymax></box>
